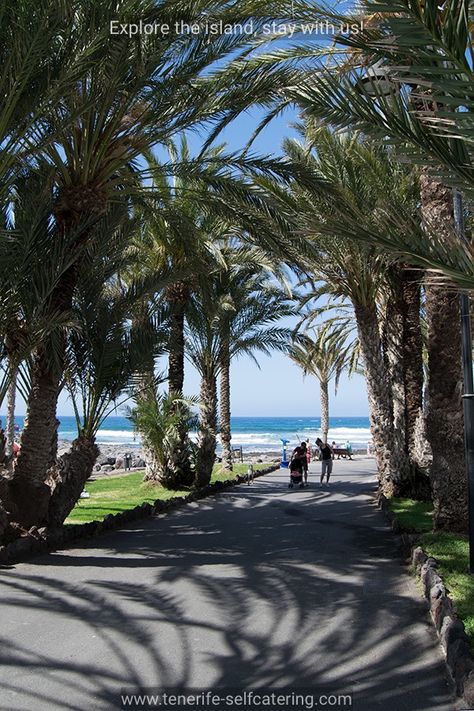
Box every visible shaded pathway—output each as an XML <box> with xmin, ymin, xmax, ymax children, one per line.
<box><xmin>0</xmin><ymin>458</ymin><xmax>461</xmax><ymax>710</ymax></box>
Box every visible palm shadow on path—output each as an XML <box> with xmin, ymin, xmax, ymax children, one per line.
<box><xmin>0</xmin><ymin>461</ymin><xmax>460</xmax><ymax>711</ymax></box>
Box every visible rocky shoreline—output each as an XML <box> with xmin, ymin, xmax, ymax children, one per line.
<box><xmin>57</xmin><ymin>440</ymin><xmax>282</xmax><ymax>475</ymax></box>
<box><xmin>57</xmin><ymin>440</ymin><xmax>367</xmax><ymax>476</ymax></box>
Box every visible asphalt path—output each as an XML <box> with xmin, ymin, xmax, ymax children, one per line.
<box><xmin>0</xmin><ymin>458</ymin><xmax>462</xmax><ymax>710</ymax></box>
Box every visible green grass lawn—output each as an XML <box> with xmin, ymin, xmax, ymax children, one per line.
<box><xmin>387</xmin><ymin>497</ymin><xmax>474</xmax><ymax>649</ymax></box>
<box><xmin>386</xmin><ymin>497</ymin><xmax>433</xmax><ymax>533</ymax></box>
<box><xmin>67</xmin><ymin>463</ymin><xmax>269</xmax><ymax>524</ymax></box>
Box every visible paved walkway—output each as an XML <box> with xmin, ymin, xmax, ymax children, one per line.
<box><xmin>0</xmin><ymin>458</ymin><xmax>461</xmax><ymax>710</ymax></box>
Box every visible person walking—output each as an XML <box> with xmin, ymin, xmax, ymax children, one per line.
<box><xmin>316</xmin><ymin>438</ymin><xmax>333</xmax><ymax>486</ymax></box>
<box><xmin>300</xmin><ymin>441</ymin><xmax>309</xmax><ymax>486</ymax></box>
<box><xmin>288</xmin><ymin>446</ymin><xmax>305</xmax><ymax>489</ymax></box>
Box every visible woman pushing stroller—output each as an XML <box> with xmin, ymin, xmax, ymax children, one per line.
<box><xmin>288</xmin><ymin>445</ymin><xmax>307</xmax><ymax>489</ymax></box>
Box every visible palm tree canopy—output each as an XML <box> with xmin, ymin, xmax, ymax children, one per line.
<box><xmin>289</xmin><ymin>325</ymin><xmax>358</xmax><ymax>393</ymax></box>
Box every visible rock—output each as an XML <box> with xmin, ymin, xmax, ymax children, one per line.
<box><xmin>412</xmin><ymin>546</ymin><xmax>428</xmax><ymax>568</ymax></box>
<box><xmin>98</xmin><ymin>456</ymin><xmax>109</xmax><ymax>466</ymax></box>
<box><xmin>132</xmin><ymin>458</ymin><xmax>146</xmax><ymax>468</ymax></box>
<box><xmin>45</xmin><ymin>527</ymin><xmax>64</xmax><ymax>548</ymax></box>
<box><xmin>447</xmin><ymin>637</ymin><xmax>474</xmax><ymax>692</ymax></box>
<box><xmin>114</xmin><ymin>458</ymin><xmax>124</xmax><ymax>470</ymax></box>
<box><xmin>421</xmin><ymin>559</ymin><xmax>442</xmax><ymax>597</ymax></box>
<box><xmin>102</xmin><ymin>514</ymin><xmax>116</xmax><ymax>530</ymax></box>
<box><xmin>107</xmin><ymin>457</ymin><xmax>116</xmax><ymax>466</ymax></box>
<box><xmin>440</xmin><ymin>616</ymin><xmax>467</xmax><ymax>652</ymax></box>
<box><xmin>429</xmin><ymin>581</ymin><xmax>446</xmax><ymax>602</ymax></box>
<box><xmin>95</xmin><ymin>464</ymin><xmax>102</xmax><ymax>471</ymax></box>
<box><xmin>9</xmin><ymin>536</ymin><xmax>32</xmax><ymax>559</ymax></box>
<box><xmin>431</xmin><ymin>594</ymin><xmax>453</xmax><ymax>631</ymax></box>
<box><xmin>102</xmin><ymin>465</ymin><xmax>114</xmax><ymax>472</ymax></box>
<box><xmin>463</xmin><ymin>670</ymin><xmax>474</xmax><ymax>707</ymax></box>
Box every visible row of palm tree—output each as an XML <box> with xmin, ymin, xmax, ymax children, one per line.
<box><xmin>0</xmin><ymin>0</ymin><xmax>472</xmax><ymax>541</ymax></box>
<box><xmin>0</xmin><ymin>0</ymin><xmax>318</xmax><ymax>537</ymax></box>
<box><xmin>252</xmin><ymin>0</ymin><xmax>472</xmax><ymax>530</ymax></box>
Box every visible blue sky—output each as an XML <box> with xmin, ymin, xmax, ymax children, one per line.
<box><xmin>15</xmin><ymin>105</ymin><xmax>368</xmax><ymax>418</ymax></box>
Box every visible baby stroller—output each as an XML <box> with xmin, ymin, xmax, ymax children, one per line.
<box><xmin>288</xmin><ymin>448</ymin><xmax>305</xmax><ymax>489</ymax></box>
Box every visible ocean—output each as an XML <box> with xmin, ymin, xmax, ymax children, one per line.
<box><xmin>3</xmin><ymin>415</ymin><xmax>372</xmax><ymax>452</ymax></box>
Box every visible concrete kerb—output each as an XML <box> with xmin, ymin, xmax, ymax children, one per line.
<box><xmin>378</xmin><ymin>493</ymin><xmax>474</xmax><ymax>704</ymax></box>
<box><xmin>0</xmin><ymin>465</ymin><xmax>279</xmax><ymax>566</ymax></box>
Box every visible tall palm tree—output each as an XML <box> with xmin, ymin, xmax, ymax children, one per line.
<box><xmin>4</xmin><ymin>366</ymin><xmax>17</xmax><ymax>458</ymax></box>
<box><xmin>216</xmin><ymin>249</ymin><xmax>295</xmax><ymax>470</ymax></box>
<box><xmin>186</xmin><ymin>262</ymin><xmax>294</xmax><ymax>485</ymax></box>
<box><xmin>140</xmin><ymin>139</ymin><xmax>229</xmax><ymax>397</ymax></box>
<box><xmin>256</xmin><ymin>1</ymin><xmax>471</xmax><ymax>526</ymax></box>
<box><xmin>8</xmin><ymin>0</ymin><xmax>317</xmax><ymax>527</ymax></box>
<box><xmin>289</xmin><ymin>328</ymin><xmax>357</xmax><ymax>445</ymax></box>
<box><xmin>47</xmin><ymin>215</ymin><xmax>167</xmax><ymax>526</ymax></box>
<box><xmin>133</xmin><ymin>135</ymin><xmax>314</xmax><ymax>482</ymax></box>
<box><xmin>270</xmin><ymin>128</ymin><xmax>424</xmax><ymax>495</ymax></box>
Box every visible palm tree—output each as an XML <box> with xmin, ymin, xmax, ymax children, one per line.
<box><xmin>186</xmin><ymin>258</ymin><xmax>294</xmax><ymax>486</ymax></box>
<box><xmin>45</xmin><ymin>209</ymin><xmax>168</xmax><ymax>525</ymax></box>
<box><xmin>140</xmin><ymin>139</ymin><xmax>230</xmax><ymax>397</ymax></box>
<box><xmin>216</xmin><ymin>248</ymin><xmax>295</xmax><ymax>470</ymax></box>
<box><xmin>129</xmin><ymin>391</ymin><xmax>197</xmax><ymax>488</ymax></box>
<box><xmin>260</xmin><ymin>3</ymin><xmax>471</xmax><ymax>526</ymax></box>
<box><xmin>270</xmin><ymin>128</ymin><xmax>425</xmax><ymax>495</ymax></box>
<box><xmin>8</xmin><ymin>0</ymin><xmax>318</xmax><ymax>527</ymax></box>
<box><xmin>4</xmin><ymin>366</ymin><xmax>17</xmax><ymax>458</ymax></box>
<box><xmin>133</xmin><ymin>134</ymin><xmax>314</xmax><ymax>482</ymax></box>
<box><xmin>289</xmin><ymin>328</ymin><xmax>357</xmax><ymax>445</ymax></box>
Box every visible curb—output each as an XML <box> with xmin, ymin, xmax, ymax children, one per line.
<box><xmin>0</xmin><ymin>465</ymin><xmax>279</xmax><ymax>566</ymax></box>
<box><xmin>412</xmin><ymin>547</ymin><xmax>474</xmax><ymax>703</ymax></box>
<box><xmin>378</xmin><ymin>494</ymin><xmax>474</xmax><ymax>704</ymax></box>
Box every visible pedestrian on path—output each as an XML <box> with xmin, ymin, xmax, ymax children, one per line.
<box><xmin>316</xmin><ymin>438</ymin><xmax>333</xmax><ymax>485</ymax></box>
<box><xmin>288</xmin><ymin>446</ymin><xmax>305</xmax><ymax>489</ymax></box>
<box><xmin>300</xmin><ymin>441</ymin><xmax>309</xmax><ymax>486</ymax></box>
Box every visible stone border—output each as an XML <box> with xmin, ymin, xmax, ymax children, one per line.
<box><xmin>0</xmin><ymin>465</ymin><xmax>279</xmax><ymax>566</ymax></box>
<box><xmin>378</xmin><ymin>493</ymin><xmax>474</xmax><ymax>704</ymax></box>
<box><xmin>412</xmin><ymin>547</ymin><xmax>474</xmax><ymax>703</ymax></box>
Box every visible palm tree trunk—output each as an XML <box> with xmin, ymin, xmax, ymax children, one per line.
<box><xmin>47</xmin><ymin>437</ymin><xmax>99</xmax><ymax>526</ymax></box>
<box><xmin>353</xmin><ymin>301</ymin><xmax>401</xmax><ymax>496</ymax></box>
<box><xmin>320</xmin><ymin>379</ymin><xmax>329</xmax><ymax>444</ymax></box>
<box><xmin>167</xmin><ymin>292</ymin><xmax>187</xmax><ymax>395</ymax></box>
<box><xmin>196</xmin><ymin>370</ymin><xmax>217</xmax><ymax>488</ymax></box>
<box><xmin>8</xmin><ymin>254</ymin><xmax>80</xmax><ymax>527</ymax></box>
<box><xmin>383</xmin><ymin>271</ymin><xmax>429</xmax><ymax>498</ymax></box>
<box><xmin>166</xmin><ymin>287</ymin><xmax>194</xmax><ymax>487</ymax></box>
<box><xmin>420</xmin><ymin>173</ymin><xmax>467</xmax><ymax>531</ymax></box>
<box><xmin>219</xmin><ymin>338</ymin><xmax>232</xmax><ymax>471</ymax></box>
<box><xmin>5</xmin><ymin>363</ymin><xmax>17</xmax><ymax>458</ymax></box>
<box><xmin>401</xmin><ymin>270</ymin><xmax>425</xmax><ymax>459</ymax></box>
<box><xmin>8</xmin><ymin>346</ymin><xmax>62</xmax><ymax>527</ymax></box>
<box><xmin>384</xmin><ymin>280</ymin><xmax>409</xmax><ymax>475</ymax></box>
<box><xmin>132</xmin><ymin>308</ymin><xmax>163</xmax><ymax>484</ymax></box>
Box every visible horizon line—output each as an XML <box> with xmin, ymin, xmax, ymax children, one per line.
<box><xmin>3</xmin><ymin>413</ymin><xmax>370</xmax><ymax>419</ymax></box>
